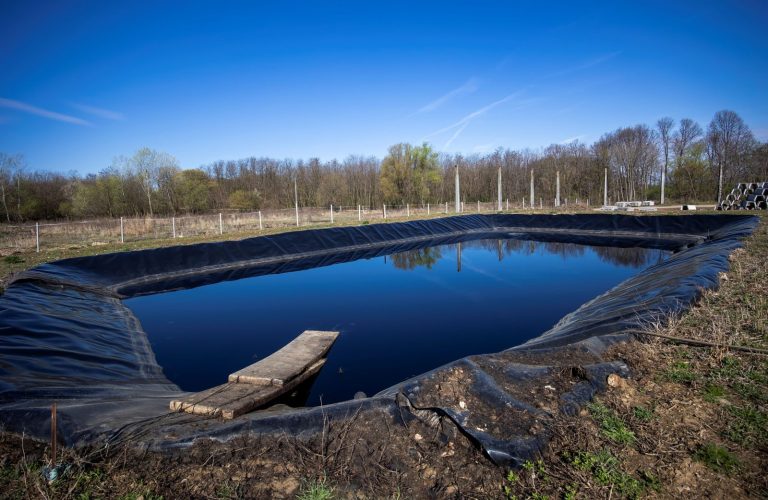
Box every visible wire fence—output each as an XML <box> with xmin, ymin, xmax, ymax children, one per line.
<box><xmin>0</xmin><ymin>198</ymin><xmax>593</xmax><ymax>254</ymax></box>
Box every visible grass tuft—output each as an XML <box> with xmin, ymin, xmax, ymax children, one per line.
<box><xmin>297</xmin><ymin>476</ymin><xmax>335</xmax><ymax>500</ymax></box>
<box><xmin>588</xmin><ymin>402</ymin><xmax>636</xmax><ymax>445</ymax></box>
<box><xmin>693</xmin><ymin>443</ymin><xmax>739</xmax><ymax>473</ymax></box>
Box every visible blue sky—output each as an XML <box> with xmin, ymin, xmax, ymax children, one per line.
<box><xmin>1</xmin><ymin>0</ymin><xmax>767</xmax><ymax>174</ymax></box>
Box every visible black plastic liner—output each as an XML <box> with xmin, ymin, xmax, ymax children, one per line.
<box><xmin>0</xmin><ymin>214</ymin><xmax>758</xmax><ymax>466</ymax></box>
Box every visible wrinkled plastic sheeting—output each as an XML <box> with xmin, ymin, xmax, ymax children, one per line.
<box><xmin>0</xmin><ymin>214</ymin><xmax>758</xmax><ymax>466</ymax></box>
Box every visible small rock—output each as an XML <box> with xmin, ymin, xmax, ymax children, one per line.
<box><xmin>607</xmin><ymin>373</ymin><xmax>626</xmax><ymax>388</ymax></box>
<box><xmin>423</xmin><ymin>466</ymin><xmax>437</xmax><ymax>480</ymax></box>
<box><xmin>544</xmin><ymin>385</ymin><xmax>556</xmax><ymax>391</ymax></box>
<box><xmin>458</xmin><ymin>400</ymin><xmax>467</xmax><ymax>409</ymax></box>
<box><xmin>414</xmin><ymin>433</ymin><xmax>423</xmax><ymax>441</ymax></box>
<box><xmin>445</xmin><ymin>485</ymin><xmax>458</xmax><ymax>495</ymax></box>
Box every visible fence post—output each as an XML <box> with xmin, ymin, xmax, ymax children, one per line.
<box><xmin>35</xmin><ymin>222</ymin><xmax>39</xmax><ymax>253</ymax></box>
<box><xmin>427</xmin><ymin>203</ymin><xmax>430</xmax><ymax>215</ymax></box>
<box><xmin>172</xmin><ymin>217</ymin><xmax>176</xmax><ymax>238</ymax></box>
<box><xmin>358</xmin><ymin>204</ymin><xmax>361</xmax><ymax>221</ymax></box>
<box><xmin>445</xmin><ymin>201</ymin><xmax>448</xmax><ymax>214</ymax></box>
<box><xmin>523</xmin><ymin>197</ymin><xmax>525</xmax><ymax>208</ymax></box>
<box><xmin>219</xmin><ymin>213</ymin><xmax>223</xmax><ymax>235</ymax></box>
<box><xmin>120</xmin><ymin>216</ymin><xmax>124</xmax><ymax>243</ymax></box>
<box><xmin>540</xmin><ymin>198</ymin><xmax>543</xmax><ymax>209</ymax></box>
<box><xmin>477</xmin><ymin>200</ymin><xmax>480</xmax><ymax>212</ymax></box>
<box><xmin>506</xmin><ymin>198</ymin><xmax>509</xmax><ymax>210</ymax></box>
<box><xmin>406</xmin><ymin>203</ymin><xmax>409</xmax><ymax>217</ymax></box>
<box><xmin>330</xmin><ymin>204</ymin><xmax>334</xmax><ymax>224</ymax></box>
<box><xmin>383</xmin><ymin>204</ymin><xmax>387</xmax><ymax>219</ymax></box>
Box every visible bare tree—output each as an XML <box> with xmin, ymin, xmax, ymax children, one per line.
<box><xmin>706</xmin><ymin>110</ymin><xmax>755</xmax><ymax>202</ymax></box>
<box><xmin>0</xmin><ymin>153</ymin><xmax>24</xmax><ymax>222</ymax></box>
<box><xmin>656</xmin><ymin>117</ymin><xmax>674</xmax><ymax>204</ymax></box>
<box><xmin>673</xmin><ymin>118</ymin><xmax>703</xmax><ymax>165</ymax></box>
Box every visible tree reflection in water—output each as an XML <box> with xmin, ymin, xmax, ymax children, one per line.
<box><xmin>389</xmin><ymin>239</ymin><xmax>665</xmax><ymax>271</ymax></box>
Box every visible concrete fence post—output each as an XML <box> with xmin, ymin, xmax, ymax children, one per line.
<box><xmin>330</xmin><ymin>204</ymin><xmax>334</xmax><ymax>224</ymax></box>
<box><xmin>406</xmin><ymin>203</ymin><xmax>409</xmax><ymax>217</ymax></box>
<box><xmin>258</xmin><ymin>210</ymin><xmax>263</xmax><ymax>230</ymax></box>
<box><xmin>427</xmin><ymin>203</ymin><xmax>430</xmax><ymax>215</ymax></box>
<box><xmin>35</xmin><ymin>222</ymin><xmax>39</xmax><ymax>253</ymax></box>
<box><xmin>358</xmin><ymin>204</ymin><xmax>361</xmax><ymax>221</ymax></box>
<box><xmin>120</xmin><ymin>216</ymin><xmax>124</xmax><ymax>243</ymax></box>
<box><xmin>383</xmin><ymin>204</ymin><xmax>387</xmax><ymax>219</ymax></box>
<box><xmin>172</xmin><ymin>217</ymin><xmax>176</xmax><ymax>238</ymax></box>
<box><xmin>219</xmin><ymin>213</ymin><xmax>223</xmax><ymax>235</ymax></box>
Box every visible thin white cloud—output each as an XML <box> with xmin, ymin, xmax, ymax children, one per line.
<box><xmin>546</xmin><ymin>51</ymin><xmax>621</xmax><ymax>79</ymax></box>
<box><xmin>0</xmin><ymin>98</ymin><xmax>91</xmax><ymax>126</ymax></box>
<box><xmin>422</xmin><ymin>90</ymin><xmax>539</xmax><ymax>148</ymax></box>
<box><xmin>560</xmin><ymin>135</ymin><xmax>586</xmax><ymax>144</ymax></box>
<box><xmin>70</xmin><ymin>102</ymin><xmax>124</xmax><ymax>121</ymax></box>
<box><xmin>416</xmin><ymin>78</ymin><xmax>478</xmax><ymax>114</ymax></box>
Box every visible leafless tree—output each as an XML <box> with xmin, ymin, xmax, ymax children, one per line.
<box><xmin>706</xmin><ymin>110</ymin><xmax>755</xmax><ymax>202</ymax></box>
<box><xmin>656</xmin><ymin>117</ymin><xmax>674</xmax><ymax>204</ymax></box>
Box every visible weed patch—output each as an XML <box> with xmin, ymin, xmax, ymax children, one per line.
<box><xmin>588</xmin><ymin>402</ymin><xmax>636</xmax><ymax>445</ymax></box>
<box><xmin>694</xmin><ymin>444</ymin><xmax>739</xmax><ymax>473</ymax></box>
<box><xmin>297</xmin><ymin>477</ymin><xmax>335</xmax><ymax>500</ymax></box>
<box><xmin>663</xmin><ymin>361</ymin><xmax>696</xmax><ymax>384</ymax></box>
<box><xmin>569</xmin><ymin>450</ymin><xmax>647</xmax><ymax>499</ymax></box>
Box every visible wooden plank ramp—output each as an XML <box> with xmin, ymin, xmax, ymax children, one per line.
<box><xmin>170</xmin><ymin>330</ymin><xmax>339</xmax><ymax>419</ymax></box>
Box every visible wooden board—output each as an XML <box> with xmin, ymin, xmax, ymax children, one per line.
<box><xmin>228</xmin><ymin>330</ymin><xmax>339</xmax><ymax>386</ymax></box>
<box><xmin>170</xmin><ymin>359</ymin><xmax>326</xmax><ymax>419</ymax></box>
<box><xmin>169</xmin><ymin>329</ymin><xmax>339</xmax><ymax>419</ymax></box>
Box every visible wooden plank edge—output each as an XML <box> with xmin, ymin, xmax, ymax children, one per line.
<box><xmin>228</xmin><ymin>330</ymin><xmax>339</xmax><ymax>386</ymax></box>
<box><xmin>170</xmin><ymin>358</ymin><xmax>327</xmax><ymax>419</ymax></box>
<box><xmin>224</xmin><ymin>357</ymin><xmax>327</xmax><ymax>419</ymax></box>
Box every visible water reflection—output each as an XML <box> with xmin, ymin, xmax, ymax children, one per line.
<box><xmin>390</xmin><ymin>246</ymin><xmax>443</xmax><ymax>270</ymax></box>
<box><xmin>390</xmin><ymin>239</ymin><xmax>665</xmax><ymax>272</ymax></box>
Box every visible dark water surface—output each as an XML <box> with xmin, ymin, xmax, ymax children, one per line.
<box><xmin>126</xmin><ymin>239</ymin><xmax>667</xmax><ymax>405</ymax></box>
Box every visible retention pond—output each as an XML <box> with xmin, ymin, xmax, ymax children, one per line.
<box><xmin>126</xmin><ymin>238</ymin><xmax>668</xmax><ymax>405</ymax></box>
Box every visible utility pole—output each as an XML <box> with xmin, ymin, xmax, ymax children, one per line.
<box><xmin>556</xmin><ymin>171</ymin><xmax>561</xmax><ymax>208</ymax></box>
<box><xmin>603</xmin><ymin>168</ymin><xmax>608</xmax><ymax>206</ymax></box>
<box><xmin>294</xmin><ymin>177</ymin><xmax>299</xmax><ymax>227</ymax></box>
<box><xmin>530</xmin><ymin>170</ymin><xmax>535</xmax><ymax>210</ymax></box>
<box><xmin>497</xmin><ymin>166</ymin><xmax>502</xmax><ymax>211</ymax></box>
<box><xmin>455</xmin><ymin>164</ymin><xmax>461</xmax><ymax>213</ymax></box>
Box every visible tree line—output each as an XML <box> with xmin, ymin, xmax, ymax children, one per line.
<box><xmin>0</xmin><ymin>109</ymin><xmax>766</xmax><ymax>222</ymax></box>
